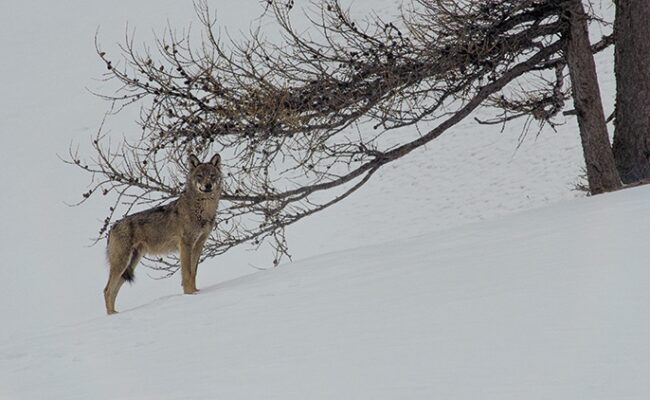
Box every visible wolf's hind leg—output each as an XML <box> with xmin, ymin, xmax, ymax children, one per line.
<box><xmin>104</xmin><ymin>245</ymin><xmax>135</xmax><ymax>315</ymax></box>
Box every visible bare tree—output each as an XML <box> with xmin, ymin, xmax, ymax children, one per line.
<box><xmin>612</xmin><ymin>0</ymin><xmax>650</xmax><ymax>184</ymax></box>
<box><xmin>70</xmin><ymin>0</ymin><xmax>615</xmax><ymax>273</ymax></box>
<box><xmin>563</xmin><ymin>0</ymin><xmax>620</xmax><ymax>194</ymax></box>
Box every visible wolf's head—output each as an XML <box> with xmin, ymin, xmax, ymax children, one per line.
<box><xmin>188</xmin><ymin>154</ymin><xmax>222</xmax><ymax>195</ymax></box>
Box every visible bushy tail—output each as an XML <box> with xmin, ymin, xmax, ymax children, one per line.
<box><xmin>122</xmin><ymin>248</ymin><xmax>140</xmax><ymax>283</ymax></box>
<box><xmin>122</xmin><ymin>264</ymin><xmax>135</xmax><ymax>282</ymax></box>
<box><xmin>106</xmin><ymin>225</ymin><xmax>140</xmax><ymax>284</ymax></box>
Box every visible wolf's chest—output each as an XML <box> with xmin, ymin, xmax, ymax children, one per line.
<box><xmin>189</xmin><ymin>202</ymin><xmax>217</xmax><ymax>229</ymax></box>
<box><xmin>194</xmin><ymin>212</ymin><xmax>216</xmax><ymax>228</ymax></box>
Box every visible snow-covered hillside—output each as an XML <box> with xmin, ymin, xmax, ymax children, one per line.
<box><xmin>2</xmin><ymin>185</ymin><xmax>649</xmax><ymax>399</ymax></box>
<box><xmin>1</xmin><ymin>0</ymin><xmax>641</xmax><ymax>399</ymax></box>
<box><xmin>1</xmin><ymin>0</ymin><xmax>607</xmax><ymax>336</ymax></box>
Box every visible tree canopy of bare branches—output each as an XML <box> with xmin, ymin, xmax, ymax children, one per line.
<box><xmin>70</xmin><ymin>0</ymin><xmax>614</xmax><ymax>273</ymax></box>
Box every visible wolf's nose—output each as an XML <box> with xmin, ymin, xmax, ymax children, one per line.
<box><xmin>205</xmin><ymin>183</ymin><xmax>213</xmax><ymax>191</ymax></box>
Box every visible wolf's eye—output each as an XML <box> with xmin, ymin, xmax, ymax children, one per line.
<box><xmin>196</xmin><ymin>174</ymin><xmax>204</xmax><ymax>179</ymax></box>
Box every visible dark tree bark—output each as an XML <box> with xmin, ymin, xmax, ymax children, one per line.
<box><xmin>612</xmin><ymin>0</ymin><xmax>650</xmax><ymax>184</ymax></box>
<box><xmin>564</xmin><ymin>0</ymin><xmax>621</xmax><ymax>194</ymax></box>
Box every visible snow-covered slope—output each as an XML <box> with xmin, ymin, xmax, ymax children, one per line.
<box><xmin>2</xmin><ymin>185</ymin><xmax>649</xmax><ymax>400</ymax></box>
<box><xmin>1</xmin><ymin>1</ymin><xmax>638</xmax><ymax>399</ymax></box>
<box><xmin>0</xmin><ymin>0</ymin><xmax>607</xmax><ymax>337</ymax></box>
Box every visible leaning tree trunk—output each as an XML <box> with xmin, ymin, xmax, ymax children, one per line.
<box><xmin>611</xmin><ymin>0</ymin><xmax>650</xmax><ymax>184</ymax></box>
<box><xmin>564</xmin><ymin>0</ymin><xmax>621</xmax><ymax>194</ymax></box>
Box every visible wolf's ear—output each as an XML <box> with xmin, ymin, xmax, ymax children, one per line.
<box><xmin>209</xmin><ymin>153</ymin><xmax>221</xmax><ymax>167</ymax></box>
<box><xmin>188</xmin><ymin>154</ymin><xmax>201</xmax><ymax>170</ymax></box>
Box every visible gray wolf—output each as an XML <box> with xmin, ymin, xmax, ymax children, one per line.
<box><xmin>103</xmin><ymin>154</ymin><xmax>222</xmax><ymax>314</ymax></box>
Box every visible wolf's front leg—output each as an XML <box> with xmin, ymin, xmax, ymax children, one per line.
<box><xmin>189</xmin><ymin>233</ymin><xmax>209</xmax><ymax>293</ymax></box>
<box><xmin>180</xmin><ymin>240</ymin><xmax>196</xmax><ymax>294</ymax></box>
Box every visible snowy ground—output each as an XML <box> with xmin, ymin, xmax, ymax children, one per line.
<box><xmin>2</xmin><ymin>185</ymin><xmax>649</xmax><ymax>399</ymax></box>
<box><xmin>1</xmin><ymin>1</ymin><xmax>641</xmax><ymax>399</ymax></box>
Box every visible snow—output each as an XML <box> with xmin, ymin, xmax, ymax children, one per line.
<box><xmin>1</xmin><ymin>1</ymin><xmax>644</xmax><ymax>399</ymax></box>
<box><xmin>3</xmin><ymin>186</ymin><xmax>650</xmax><ymax>399</ymax></box>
